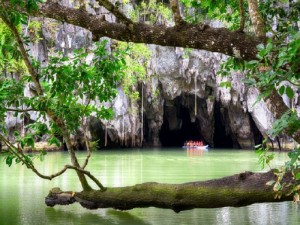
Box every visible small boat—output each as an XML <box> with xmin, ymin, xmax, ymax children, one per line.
<box><xmin>182</xmin><ymin>145</ymin><xmax>209</xmax><ymax>150</ymax></box>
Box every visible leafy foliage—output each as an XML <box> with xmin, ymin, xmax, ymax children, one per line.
<box><xmin>0</xmin><ymin>7</ymin><xmax>127</xmax><ymax>174</ymax></box>
<box><xmin>218</xmin><ymin>1</ymin><xmax>300</xmax><ymax>142</ymax></box>
<box><xmin>117</xmin><ymin>42</ymin><xmax>151</xmax><ymax>100</ymax></box>
<box><xmin>268</xmin><ymin>110</ymin><xmax>300</xmax><ymax>138</ymax></box>
<box><xmin>264</xmin><ymin>147</ymin><xmax>300</xmax><ymax>203</ymax></box>
<box><xmin>35</xmin><ymin>40</ymin><xmax>126</xmax><ymax>132</ymax></box>
<box><xmin>255</xmin><ymin>139</ymin><xmax>274</xmax><ymax>170</ymax></box>
<box><xmin>128</xmin><ymin>0</ymin><xmax>173</xmax><ymax>25</ymax></box>
<box><xmin>180</xmin><ymin>0</ymin><xmax>245</xmax><ymax>29</ymax></box>
<box><xmin>0</xmin><ymin>39</ymin><xmax>126</xmax><ymax>141</ymax></box>
<box><xmin>217</xmin><ymin>2</ymin><xmax>300</xmax><ymax>200</ymax></box>
<box><xmin>0</xmin><ymin>19</ymin><xmax>26</xmax><ymax>74</ymax></box>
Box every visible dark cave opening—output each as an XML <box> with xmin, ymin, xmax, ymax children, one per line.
<box><xmin>248</xmin><ymin>113</ymin><xmax>264</xmax><ymax>146</ymax></box>
<box><xmin>159</xmin><ymin>104</ymin><xmax>202</xmax><ymax>147</ymax></box>
<box><xmin>213</xmin><ymin>102</ymin><xmax>234</xmax><ymax>148</ymax></box>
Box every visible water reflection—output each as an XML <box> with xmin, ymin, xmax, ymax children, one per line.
<box><xmin>186</xmin><ymin>149</ymin><xmax>207</xmax><ymax>157</ymax></box>
<box><xmin>0</xmin><ymin>149</ymin><xmax>299</xmax><ymax>225</ymax></box>
<box><xmin>44</xmin><ymin>208</ymin><xmax>152</xmax><ymax>225</ymax></box>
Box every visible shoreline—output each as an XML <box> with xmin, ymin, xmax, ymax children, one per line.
<box><xmin>1</xmin><ymin>141</ymin><xmax>62</xmax><ymax>153</ymax></box>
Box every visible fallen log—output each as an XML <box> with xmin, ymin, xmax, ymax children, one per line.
<box><xmin>45</xmin><ymin>170</ymin><xmax>295</xmax><ymax>212</ymax></box>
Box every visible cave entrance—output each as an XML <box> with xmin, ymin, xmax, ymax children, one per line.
<box><xmin>213</xmin><ymin>102</ymin><xmax>234</xmax><ymax>148</ymax></box>
<box><xmin>248</xmin><ymin>113</ymin><xmax>264</xmax><ymax>146</ymax></box>
<box><xmin>159</xmin><ymin>103</ymin><xmax>202</xmax><ymax>147</ymax></box>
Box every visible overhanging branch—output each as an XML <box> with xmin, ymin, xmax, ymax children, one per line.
<box><xmin>2</xmin><ymin>1</ymin><xmax>262</xmax><ymax>60</ymax></box>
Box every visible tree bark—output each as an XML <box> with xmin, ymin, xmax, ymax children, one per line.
<box><xmin>247</xmin><ymin>0</ymin><xmax>266</xmax><ymax>38</ymax></box>
<box><xmin>45</xmin><ymin>170</ymin><xmax>296</xmax><ymax>212</ymax></box>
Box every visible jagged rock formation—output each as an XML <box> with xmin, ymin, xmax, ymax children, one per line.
<box><xmin>4</xmin><ymin>2</ymin><xmax>299</xmax><ymax>150</ymax></box>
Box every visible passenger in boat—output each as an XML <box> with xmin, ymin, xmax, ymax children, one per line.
<box><xmin>190</xmin><ymin>141</ymin><xmax>193</xmax><ymax>146</ymax></box>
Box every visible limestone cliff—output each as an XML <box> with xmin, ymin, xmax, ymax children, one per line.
<box><xmin>4</xmin><ymin>2</ymin><xmax>299</xmax><ymax>150</ymax></box>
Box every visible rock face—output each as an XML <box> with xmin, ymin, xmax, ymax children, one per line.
<box><xmin>144</xmin><ymin>46</ymin><xmax>261</xmax><ymax>149</ymax></box>
<box><xmin>4</xmin><ymin>3</ymin><xmax>299</xmax><ymax>149</ymax></box>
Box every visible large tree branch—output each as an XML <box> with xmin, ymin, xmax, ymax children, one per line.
<box><xmin>2</xmin><ymin>1</ymin><xmax>261</xmax><ymax>60</ymax></box>
<box><xmin>45</xmin><ymin>170</ymin><xmax>296</xmax><ymax>212</ymax></box>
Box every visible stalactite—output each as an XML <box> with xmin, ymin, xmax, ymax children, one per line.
<box><xmin>141</xmin><ymin>83</ymin><xmax>144</xmax><ymax>146</ymax></box>
<box><xmin>122</xmin><ymin>111</ymin><xmax>125</xmax><ymax>146</ymax></box>
<box><xmin>132</xmin><ymin>121</ymin><xmax>136</xmax><ymax>147</ymax></box>
<box><xmin>104</xmin><ymin>121</ymin><xmax>107</xmax><ymax>147</ymax></box>
<box><xmin>194</xmin><ymin>75</ymin><xmax>197</xmax><ymax>117</ymax></box>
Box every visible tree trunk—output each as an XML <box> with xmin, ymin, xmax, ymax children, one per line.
<box><xmin>45</xmin><ymin>170</ymin><xmax>295</xmax><ymax>212</ymax></box>
<box><xmin>264</xmin><ymin>89</ymin><xmax>300</xmax><ymax>143</ymax></box>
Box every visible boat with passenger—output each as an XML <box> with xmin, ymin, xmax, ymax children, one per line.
<box><xmin>182</xmin><ymin>140</ymin><xmax>209</xmax><ymax>150</ymax></box>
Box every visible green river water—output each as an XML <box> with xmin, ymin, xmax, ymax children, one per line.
<box><xmin>0</xmin><ymin>148</ymin><xmax>299</xmax><ymax>225</ymax></box>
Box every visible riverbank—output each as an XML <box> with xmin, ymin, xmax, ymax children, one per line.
<box><xmin>1</xmin><ymin>141</ymin><xmax>62</xmax><ymax>153</ymax></box>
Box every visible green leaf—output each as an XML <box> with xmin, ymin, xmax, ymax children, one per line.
<box><xmin>247</xmin><ymin>60</ymin><xmax>259</xmax><ymax>65</ymax></box>
<box><xmin>257</xmin><ymin>44</ymin><xmax>265</xmax><ymax>50</ymax></box>
<box><xmin>265</xmin><ymin>42</ymin><xmax>273</xmax><ymax>53</ymax></box>
<box><xmin>49</xmin><ymin>136</ymin><xmax>60</xmax><ymax>147</ymax></box>
<box><xmin>295</xmin><ymin>173</ymin><xmax>300</xmax><ymax>181</ymax></box>
<box><xmin>285</xmin><ymin>86</ymin><xmax>294</xmax><ymax>99</ymax></box>
<box><xmin>20</xmin><ymin>141</ymin><xmax>25</xmax><ymax>149</ymax></box>
<box><xmin>39</xmin><ymin>151</ymin><xmax>46</xmax><ymax>161</ymax></box>
<box><xmin>278</xmin><ymin>86</ymin><xmax>285</xmax><ymax>96</ymax></box>
<box><xmin>24</xmin><ymin>155</ymin><xmax>32</xmax><ymax>164</ymax></box>
<box><xmin>41</xmin><ymin>149</ymin><xmax>47</xmax><ymax>155</ymax></box>
<box><xmin>6</xmin><ymin>155</ymin><xmax>14</xmax><ymax>167</ymax></box>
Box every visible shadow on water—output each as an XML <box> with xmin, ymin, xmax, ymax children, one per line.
<box><xmin>45</xmin><ymin>207</ymin><xmax>151</xmax><ymax>225</ymax></box>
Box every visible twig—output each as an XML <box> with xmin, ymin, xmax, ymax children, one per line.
<box><xmin>80</xmin><ymin>99</ymin><xmax>92</xmax><ymax>170</ymax></box>
<box><xmin>248</xmin><ymin>0</ymin><xmax>266</xmax><ymax>38</ymax></box>
<box><xmin>238</xmin><ymin>0</ymin><xmax>245</xmax><ymax>32</ymax></box>
<box><xmin>0</xmin><ymin>134</ymin><xmax>106</xmax><ymax>190</ymax></box>
<box><xmin>5</xmin><ymin>108</ymin><xmax>38</xmax><ymax>112</ymax></box>
<box><xmin>95</xmin><ymin>0</ymin><xmax>132</xmax><ymax>24</ymax></box>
